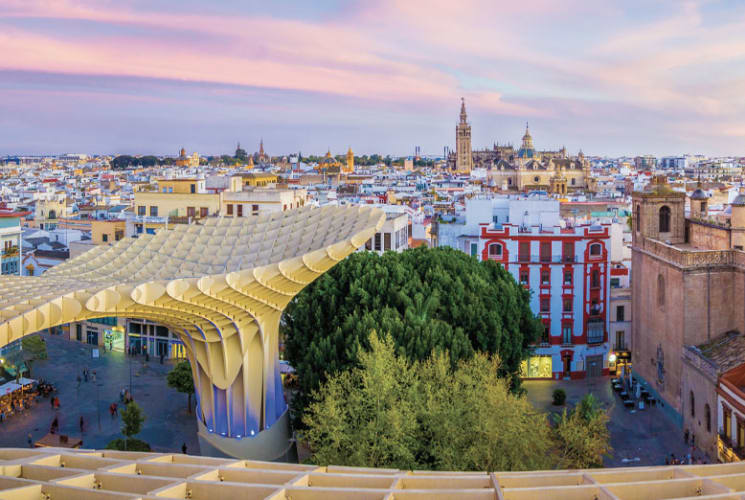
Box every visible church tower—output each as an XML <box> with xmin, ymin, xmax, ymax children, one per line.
<box><xmin>455</xmin><ymin>98</ymin><xmax>472</xmax><ymax>174</ymax></box>
<box><xmin>345</xmin><ymin>147</ymin><xmax>354</xmax><ymax>174</ymax></box>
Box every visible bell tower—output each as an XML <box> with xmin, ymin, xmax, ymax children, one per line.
<box><xmin>632</xmin><ymin>175</ymin><xmax>686</xmax><ymax>245</ymax></box>
<box><xmin>455</xmin><ymin>98</ymin><xmax>472</xmax><ymax>174</ymax></box>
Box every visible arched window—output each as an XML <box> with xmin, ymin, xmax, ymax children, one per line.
<box><xmin>589</xmin><ymin>243</ymin><xmax>601</xmax><ymax>256</ymax></box>
<box><xmin>659</xmin><ymin>206</ymin><xmax>671</xmax><ymax>233</ymax></box>
<box><xmin>571</xmin><ymin>178</ymin><xmax>576</xmax><ymax>186</ymax></box>
<box><xmin>488</xmin><ymin>243</ymin><xmax>502</xmax><ymax>257</ymax></box>
<box><xmin>658</xmin><ymin>274</ymin><xmax>665</xmax><ymax>306</ymax></box>
<box><xmin>690</xmin><ymin>391</ymin><xmax>695</xmax><ymax>418</ymax></box>
<box><xmin>508</xmin><ymin>178</ymin><xmax>512</xmax><ymax>185</ymax></box>
<box><xmin>705</xmin><ymin>403</ymin><xmax>711</xmax><ymax>432</ymax></box>
<box><xmin>534</xmin><ymin>176</ymin><xmax>540</xmax><ymax>183</ymax></box>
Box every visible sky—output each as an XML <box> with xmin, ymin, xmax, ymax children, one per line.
<box><xmin>2</xmin><ymin>0</ymin><xmax>745</xmax><ymax>157</ymax></box>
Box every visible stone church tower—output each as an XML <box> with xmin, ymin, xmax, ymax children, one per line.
<box><xmin>455</xmin><ymin>98</ymin><xmax>472</xmax><ymax>174</ymax></box>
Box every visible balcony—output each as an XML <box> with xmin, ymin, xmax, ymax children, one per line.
<box><xmin>1</xmin><ymin>246</ymin><xmax>19</xmax><ymax>258</ymax></box>
<box><xmin>718</xmin><ymin>433</ymin><xmax>745</xmax><ymax>462</ymax></box>
<box><xmin>516</xmin><ymin>255</ymin><xmax>581</xmax><ymax>264</ymax></box>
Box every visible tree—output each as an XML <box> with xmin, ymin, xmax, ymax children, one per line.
<box><xmin>121</xmin><ymin>402</ymin><xmax>145</xmax><ymax>451</ymax></box>
<box><xmin>167</xmin><ymin>360</ymin><xmax>195</xmax><ymax>413</ymax></box>
<box><xmin>553</xmin><ymin>394</ymin><xmax>611</xmax><ymax>468</ymax></box>
<box><xmin>283</xmin><ymin>247</ymin><xmax>542</xmax><ymax>422</ymax></box>
<box><xmin>5</xmin><ymin>334</ymin><xmax>47</xmax><ymax>378</ymax></box>
<box><xmin>303</xmin><ymin>333</ymin><xmax>553</xmax><ymax>471</ymax></box>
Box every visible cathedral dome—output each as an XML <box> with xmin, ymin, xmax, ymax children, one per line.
<box><xmin>690</xmin><ymin>188</ymin><xmax>707</xmax><ymax>200</ymax></box>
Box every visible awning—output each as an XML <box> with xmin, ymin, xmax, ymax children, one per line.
<box><xmin>0</xmin><ymin>382</ymin><xmax>21</xmax><ymax>395</ymax></box>
<box><xmin>18</xmin><ymin>377</ymin><xmax>36</xmax><ymax>386</ymax></box>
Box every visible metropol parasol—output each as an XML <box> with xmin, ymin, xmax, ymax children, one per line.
<box><xmin>0</xmin><ymin>205</ymin><xmax>385</xmax><ymax>460</ymax></box>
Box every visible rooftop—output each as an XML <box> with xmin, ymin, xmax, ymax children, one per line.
<box><xmin>695</xmin><ymin>330</ymin><xmax>745</xmax><ymax>374</ymax></box>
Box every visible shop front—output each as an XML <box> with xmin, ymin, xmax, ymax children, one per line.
<box><xmin>520</xmin><ymin>355</ymin><xmax>553</xmax><ymax>379</ymax></box>
<box><xmin>609</xmin><ymin>350</ymin><xmax>632</xmax><ymax>377</ymax></box>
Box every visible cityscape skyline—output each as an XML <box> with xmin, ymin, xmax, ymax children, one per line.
<box><xmin>3</xmin><ymin>0</ymin><xmax>745</xmax><ymax>157</ymax></box>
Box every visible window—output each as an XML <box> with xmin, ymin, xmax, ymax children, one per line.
<box><xmin>227</xmin><ymin>204</ymin><xmax>233</xmax><ymax>216</ymax></box>
<box><xmin>200</xmin><ymin>207</ymin><xmax>208</xmax><ymax>218</ymax></box>
<box><xmin>384</xmin><ymin>233</ymin><xmax>391</xmax><ymax>251</ymax></box>
<box><xmin>587</xmin><ymin>321</ymin><xmax>604</xmax><ymax>344</ymax></box>
<box><xmin>237</xmin><ymin>204</ymin><xmax>243</xmax><ymax>217</ymax></box>
<box><xmin>102</xmin><ymin>234</ymin><xmax>108</xmax><ymax>243</ymax></box>
<box><xmin>562</xmin><ymin>242</ymin><xmax>574</xmax><ymax>262</ymax></box>
<box><xmin>534</xmin><ymin>176</ymin><xmax>540</xmax><ymax>183</ymax></box>
<box><xmin>589</xmin><ymin>243</ymin><xmax>601</xmax><ymax>256</ymax></box>
<box><xmin>690</xmin><ymin>391</ymin><xmax>695</xmax><ymax>418</ymax></box>
<box><xmin>520</xmin><ymin>269</ymin><xmax>529</xmax><ymax>284</ymax></box>
<box><xmin>616</xmin><ymin>305</ymin><xmax>625</xmax><ymax>322</ymax></box>
<box><xmin>541</xmin><ymin>269</ymin><xmax>550</xmax><ymax>284</ymax></box>
<box><xmin>705</xmin><ymin>404</ymin><xmax>711</xmax><ymax>432</ymax></box>
<box><xmin>564</xmin><ymin>270</ymin><xmax>573</xmax><ymax>285</ymax></box>
<box><xmin>492</xmin><ymin>215</ymin><xmax>499</xmax><ymax>224</ymax></box>
<box><xmin>149</xmin><ymin>206</ymin><xmax>158</xmax><ymax>217</ymax></box>
<box><xmin>615</xmin><ymin>331</ymin><xmax>625</xmax><ymax>351</ymax></box>
<box><xmin>76</xmin><ymin>324</ymin><xmax>82</xmax><ymax>342</ymax></box>
<box><xmin>659</xmin><ymin>205</ymin><xmax>671</xmax><ymax>233</ymax></box>
<box><xmin>610</xmin><ymin>277</ymin><xmax>620</xmax><ymax>288</ymax></box>
<box><xmin>571</xmin><ymin>178</ymin><xmax>576</xmax><ymax>186</ymax></box>
<box><xmin>470</xmin><ymin>242</ymin><xmax>477</xmax><ymax>257</ymax></box>
<box><xmin>658</xmin><ymin>274</ymin><xmax>665</xmax><ymax>306</ymax></box>
<box><xmin>562</xmin><ymin>325</ymin><xmax>572</xmax><ymax>344</ymax></box>
<box><xmin>725</xmin><ymin>408</ymin><xmax>732</xmax><ymax>440</ymax></box>
<box><xmin>283</xmin><ymin>204</ymin><xmax>287</xmax><ymax>211</ymax></box>
<box><xmin>540</xmin><ymin>297</ymin><xmax>550</xmax><ymax>312</ymax></box>
<box><xmin>488</xmin><ymin>243</ymin><xmax>502</xmax><ymax>257</ymax></box>
<box><xmin>519</xmin><ymin>242</ymin><xmax>530</xmax><ymax>262</ymax></box>
<box><xmin>563</xmin><ymin>298</ymin><xmax>572</xmax><ymax>312</ymax></box>
<box><xmin>187</xmin><ymin>207</ymin><xmax>196</xmax><ymax>218</ymax></box>
<box><xmin>540</xmin><ymin>242</ymin><xmax>551</xmax><ymax>262</ymax></box>
<box><xmin>190</xmin><ymin>184</ymin><xmax>196</xmax><ymax>194</ymax></box>
<box><xmin>701</xmin><ymin>201</ymin><xmax>707</xmax><ymax>213</ymax></box>
<box><xmin>137</xmin><ymin>206</ymin><xmax>146</xmax><ymax>216</ymax></box>
<box><xmin>252</xmin><ymin>204</ymin><xmax>259</xmax><ymax>212</ymax></box>
<box><xmin>738</xmin><ymin>419</ymin><xmax>744</xmax><ymax>449</ymax></box>
<box><xmin>374</xmin><ymin>233</ymin><xmax>381</xmax><ymax>251</ymax></box>
<box><xmin>591</xmin><ymin>269</ymin><xmax>600</xmax><ymax>288</ymax></box>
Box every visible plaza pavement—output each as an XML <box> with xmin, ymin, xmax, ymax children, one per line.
<box><xmin>524</xmin><ymin>378</ymin><xmax>700</xmax><ymax>467</ymax></box>
<box><xmin>0</xmin><ymin>334</ymin><xmax>200</xmax><ymax>454</ymax></box>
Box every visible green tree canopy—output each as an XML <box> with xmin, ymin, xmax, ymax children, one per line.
<box><xmin>283</xmin><ymin>247</ymin><xmax>542</xmax><ymax>420</ymax></box>
<box><xmin>553</xmin><ymin>393</ymin><xmax>612</xmax><ymax>468</ymax></box>
<box><xmin>121</xmin><ymin>401</ymin><xmax>145</xmax><ymax>445</ymax></box>
<box><xmin>303</xmin><ymin>333</ymin><xmax>553</xmax><ymax>471</ymax></box>
<box><xmin>167</xmin><ymin>360</ymin><xmax>195</xmax><ymax>413</ymax></box>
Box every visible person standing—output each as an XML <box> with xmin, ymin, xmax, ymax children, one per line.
<box><xmin>27</xmin><ymin>433</ymin><xmax>32</xmax><ymax>448</ymax></box>
<box><xmin>79</xmin><ymin>416</ymin><xmax>84</xmax><ymax>433</ymax></box>
<box><xmin>181</xmin><ymin>443</ymin><xmax>187</xmax><ymax>454</ymax></box>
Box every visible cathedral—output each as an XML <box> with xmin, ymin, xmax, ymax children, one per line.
<box><xmin>448</xmin><ymin>99</ymin><xmax>595</xmax><ymax>194</ymax></box>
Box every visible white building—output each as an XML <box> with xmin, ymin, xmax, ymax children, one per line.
<box><xmin>437</xmin><ymin>194</ymin><xmax>611</xmax><ymax>380</ymax></box>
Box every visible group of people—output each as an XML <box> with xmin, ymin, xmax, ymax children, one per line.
<box><xmin>666</xmin><ymin>453</ymin><xmax>708</xmax><ymax>465</ymax></box>
<box><xmin>76</xmin><ymin>367</ymin><xmax>96</xmax><ymax>387</ymax></box>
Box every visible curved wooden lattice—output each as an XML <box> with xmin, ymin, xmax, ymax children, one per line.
<box><xmin>0</xmin><ymin>206</ymin><xmax>385</xmax><ymax>439</ymax></box>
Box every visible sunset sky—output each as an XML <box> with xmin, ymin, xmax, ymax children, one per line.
<box><xmin>2</xmin><ymin>0</ymin><xmax>745</xmax><ymax>157</ymax></box>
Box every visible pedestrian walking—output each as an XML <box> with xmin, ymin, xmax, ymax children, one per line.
<box><xmin>160</xmin><ymin>352</ymin><xmax>164</xmax><ymax>364</ymax></box>
<box><xmin>113</xmin><ymin>403</ymin><xmax>118</xmax><ymax>416</ymax></box>
<box><xmin>181</xmin><ymin>443</ymin><xmax>187</xmax><ymax>454</ymax></box>
<box><xmin>76</xmin><ymin>375</ymin><xmax>82</xmax><ymax>389</ymax></box>
<box><xmin>27</xmin><ymin>433</ymin><xmax>32</xmax><ymax>448</ymax></box>
<box><xmin>91</xmin><ymin>370</ymin><xmax>96</xmax><ymax>383</ymax></box>
<box><xmin>83</xmin><ymin>368</ymin><xmax>88</xmax><ymax>382</ymax></box>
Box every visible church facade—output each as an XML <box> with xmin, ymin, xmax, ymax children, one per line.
<box><xmin>448</xmin><ymin>99</ymin><xmax>595</xmax><ymax>194</ymax></box>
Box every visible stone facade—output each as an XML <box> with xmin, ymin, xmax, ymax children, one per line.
<box><xmin>632</xmin><ymin>177</ymin><xmax>745</xmax><ymax>422</ymax></box>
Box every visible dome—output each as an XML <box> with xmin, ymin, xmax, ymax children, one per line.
<box><xmin>732</xmin><ymin>194</ymin><xmax>745</xmax><ymax>207</ymax></box>
<box><xmin>690</xmin><ymin>188</ymin><xmax>707</xmax><ymax>200</ymax></box>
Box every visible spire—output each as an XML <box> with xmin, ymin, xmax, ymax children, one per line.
<box><xmin>459</xmin><ymin>97</ymin><xmax>468</xmax><ymax>124</ymax></box>
<box><xmin>259</xmin><ymin>139</ymin><xmax>264</xmax><ymax>156</ymax></box>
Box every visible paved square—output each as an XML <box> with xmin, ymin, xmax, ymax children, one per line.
<box><xmin>524</xmin><ymin>378</ymin><xmax>701</xmax><ymax>467</ymax></box>
<box><xmin>0</xmin><ymin>334</ymin><xmax>199</xmax><ymax>454</ymax></box>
